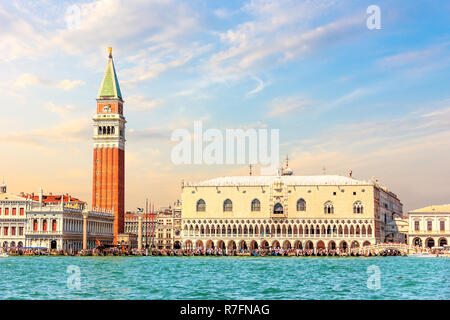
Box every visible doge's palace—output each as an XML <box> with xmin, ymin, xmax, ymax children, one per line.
<box><xmin>181</xmin><ymin>165</ymin><xmax>403</xmax><ymax>252</ymax></box>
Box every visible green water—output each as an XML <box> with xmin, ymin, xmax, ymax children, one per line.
<box><xmin>0</xmin><ymin>256</ymin><xmax>448</xmax><ymax>299</ymax></box>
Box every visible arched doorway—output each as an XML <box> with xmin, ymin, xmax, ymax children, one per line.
<box><xmin>18</xmin><ymin>242</ymin><xmax>23</xmax><ymax>248</ymax></box>
<box><xmin>283</xmin><ymin>240</ymin><xmax>291</xmax><ymax>249</ymax></box>
<box><xmin>425</xmin><ymin>238</ymin><xmax>435</xmax><ymax>248</ymax></box>
<box><xmin>413</xmin><ymin>237</ymin><xmax>422</xmax><ymax>247</ymax></box>
<box><xmin>228</xmin><ymin>240</ymin><xmax>237</xmax><ymax>250</ymax></box>
<box><xmin>196</xmin><ymin>240</ymin><xmax>204</xmax><ymax>249</ymax></box>
<box><xmin>2</xmin><ymin>241</ymin><xmax>8</xmax><ymax>248</ymax></box>
<box><xmin>328</xmin><ymin>241</ymin><xmax>336</xmax><ymax>250</ymax></box>
<box><xmin>438</xmin><ymin>238</ymin><xmax>447</xmax><ymax>247</ymax></box>
<box><xmin>339</xmin><ymin>241</ymin><xmax>348</xmax><ymax>251</ymax></box>
<box><xmin>272</xmin><ymin>240</ymin><xmax>280</xmax><ymax>248</ymax></box>
<box><xmin>362</xmin><ymin>241</ymin><xmax>371</xmax><ymax>247</ymax></box>
<box><xmin>10</xmin><ymin>241</ymin><xmax>16</xmax><ymax>248</ymax></box>
<box><xmin>239</xmin><ymin>240</ymin><xmax>247</xmax><ymax>250</ymax></box>
<box><xmin>260</xmin><ymin>240</ymin><xmax>269</xmax><ymax>249</ymax></box>
<box><xmin>351</xmin><ymin>241</ymin><xmax>360</xmax><ymax>249</ymax></box>
<box><xmin>217</xmin><ymin>240</ymin><xmax>226</xmax><ymax>250</ymax></box>
<box><xmin>317</xmin><ymin>241</ymin><xmax>325</xmax><ymax>250</ymax></box>
<box><xmin>305</xmin><ymin>241</ymin><xmax>314</xmax><ymax>250</ymax></box>
<box><xmin>50</xmin><ymin>240</ymin><xmax>57</xmax><ymax>250</ymax></box>
<box><xmin>184</xmin><ymin>240</ymin><xmax>193</xmax><ymax>250</ymax></box>
<box><xmin>250</xmin><ymin>240</ymin><xmax>258</xmax><ymax>250</ymax></box>
<box><xmin>206</xmin><ymin>240</ymin><xmax>214</xmax><ymax>249</ymax></box>
<box><xmin>293</xmin><ymin>240</ymin><xmax>302</xmax><ymax>249</ymax></box>
<box><xmin>173</xmin><ymin>241</ymin><xmax>181</xmax><ymax>249</ymax></box>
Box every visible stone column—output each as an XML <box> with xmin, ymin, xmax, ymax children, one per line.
<box><xmin>82</xmin><ymin>212</ymin><xmax>89</xmax><ymax>250</ymax></box>
<box><xmin>137</xmin><ymin>213</ymin><xmax>143</xmax><ymax>251</ymax></box>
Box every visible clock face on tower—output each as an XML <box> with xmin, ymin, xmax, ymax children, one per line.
<box><xmin>103</xmin><ymin>104</ymin><xmax>112</xmax><ymax>113</ymax></box>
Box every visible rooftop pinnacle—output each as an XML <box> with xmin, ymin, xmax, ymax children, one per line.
<box><xmin>97</xmin><ymin>47</ymin><xmax>122</xmax><ymax>100</ymax></box>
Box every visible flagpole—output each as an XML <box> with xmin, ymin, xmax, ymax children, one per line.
<box><xmin>145</xmin><ymin>198</ymin><xmax>148</xmax><ymax>248</ymax></box>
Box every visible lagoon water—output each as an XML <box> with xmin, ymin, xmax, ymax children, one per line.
<box><xmin>0</xmin><ymin>256</ymin><xmax>448</xmax><ymax>300</ymax></box>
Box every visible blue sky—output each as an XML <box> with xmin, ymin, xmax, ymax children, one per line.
<box><xmin>0</xmin><ymin>0</ymin><xmax>449</xmax><ymax>211</ymax></box>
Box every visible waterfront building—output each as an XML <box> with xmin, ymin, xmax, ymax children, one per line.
<box><xmin>181</xmin><ymin>165</ymin><xmax>404</xmax><ymax>251</ymax></box>
<box><xmin>173</xmin><ymin>201</ymin><xmax>182</xmax><ymax>249</ymax></box>
<box><xmin>408</xmin><ymin>204</ymin><xmax>449</xmax><ymax>248</ymax></box>
<box><xmin>0</xmin><ymin>184</ymin><xmax>33</xmax><ymax>248</ymax></box>
<box><xmin>124</xmin><ymin>212</ymin><xmax>157</xmax><ymax>248</ymax></box>
<box><xmin>117</xmin><ymin>233</ymin><xmax>137</xmax><ymax>249</ymax></box>
<box><xmin>388</xmin><ymin>216</ymin><xmax>409</xmax><ymax>244</ymax></box>
<box><xmin>92</xmin><ymin>47</ymin><xmax>126</xmax><ymax>242</ymax></box>
<box><xmin>156</xmin><ymin>201</ymin><xmax>182</xmax><ymax>249</ymax></box>
<box><xmin>25</xmin><ymin>189</ymin><xmax>114</xmax><ymax>250</ymax></box>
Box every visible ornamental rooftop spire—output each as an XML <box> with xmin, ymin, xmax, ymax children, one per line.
<box><xmin>97</xmin><ymin>47</ymin><xmax>123</xmax><ymax>100</ymax></box>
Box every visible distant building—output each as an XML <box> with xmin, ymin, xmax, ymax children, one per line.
<box><xmin>25</xmin><ymin>189</ymin><xmax>114</xmax><ymax>251</ymax></box>
<box><xmin>408</xmin><ymin>204</ymin><xmax>449</xmax><ymax>248</ymax></box>
<box><xmin>124</xmin><ymin>212</ymin><xmax>157</xmax><ymax>248</ymax></box>
<box><xmin>181</xmin><ymin>165</ymin><xmax>404</xmax><ymax>251</ymax></box>
<box><xmin>0</xmin><ymin>185</ymin><xmax>115</xmax><ymax>251</ymax></box>
<box><xmin>0</xmin><ymin>184</ymin><xmax>33</xmax><ymax>248</ymax></box>
<box><xmin>156</xmin><ymin>201</ymin><xmax>182</xmax><ymax>250</ymax></box>
<box><xmin>117</xmin><ymin>233</ymin><xmax>137</xmax><ymax>249</ymax></box>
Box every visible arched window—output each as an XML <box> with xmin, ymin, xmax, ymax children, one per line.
<box><xmin>297</xmin><ymin>198</ymin><xmax>306</xmax><ymax>211</ymax></box>
<box><xmin>98</xmin><ymin>127</ymin><xmax>102</xmax><ymax>135</ymax></box>
<box><xmin>223</xmin><ymin>199</ymin><xmax>233</xmax><ymax>212</ymax></box>
<box><xmin>52</xmin><ymin>220</ymin><xmax>57</xmax><ymax>231</ymax></box>
<box><xmin>196</xmin><ymin>199</ymin><xmax>206</xmax><ymax>212</ymax></box>
<box><xmin>273</xmin><ymin>203</ymin><xmax>284</xmax><ymax>214</ymax></box>
<box><xmin>324</xmin><ymin>201</ymin><xmax>334</xmax><ymax>214</ymax></box>
<box><xmin>102</xmin><ymin>127</ymin><xmax>106</xmax><ymax>134</ymax></box>
<box><xmin>353</xmin><ymin>201</ymin><xmax>364</xmax><ymax>214</ymax></box>
<box><xmin>111</xmin><ymin>127</ymin><xmax>115</xmax><ymax>134</ymax></box>
<box><xmin>107</xmin><ymin>126</ymin><xmax>111</xmax><ymax>134</ymax></box>
<box><xmin>33</xmin><ymin>219</ymin><xmax>38</xmax><ymax>231</ymax></box>
<box><xmin>251</xmin><ymin>199</ymin><xmax>261</xmax><ymax>212</ymax></box>
<box><xmin>43</xmin><ymin>219</ymin><xmax>47</xmax><ymax>231</ymax></box>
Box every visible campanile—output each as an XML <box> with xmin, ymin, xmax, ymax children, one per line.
<box><xmin>92</xmin><ymin>47</ymin><xmax>125</xmax><ymax>242</ymax></box>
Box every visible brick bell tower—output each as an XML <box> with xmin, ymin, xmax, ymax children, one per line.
<box><xmin>92</xmin><ymin>47</ymin><xmax>126</xmax><ymax>243</ymax></box>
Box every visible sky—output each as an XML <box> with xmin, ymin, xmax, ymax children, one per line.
<box><xmin>0</xmin><ymin>0</ymin><xmax>449</xmax><ymax>212</ymax></box>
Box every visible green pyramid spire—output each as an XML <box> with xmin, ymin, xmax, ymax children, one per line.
<box><xmin>97</xmin><ymin>47</ymin><xmax>122</xmax><ymax>100</ymax></box>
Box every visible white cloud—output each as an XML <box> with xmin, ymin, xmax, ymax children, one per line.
<box><xmin>13</xmin><ymin>73</ymin><xmax>84</xmax><ymax>90</ymax></box>
<box><xmin>267</xmin><ymin>96</ymin><xmax>312</xmax><ymax>117</ymax></box>
<box><xmin>13</xmin><ymin>73</ymin><xmax>42</xmax><ymax>88</ymax></box>
<box><xmin>246</xmin><ymin>76</ymin><xmax>266</xmax><ymax>96</ymax></box>
<box><xmin>126</xmin><ymin>95</ymin><xmax>164</xmax><ymax>111</ymax></box>
<box><xmin>208</xmin><ymin>0</ymin><xmax>363</xmax><ymax>77</ymax></box>
<box><xmin>379</xmin><ymin>42</ymin><xmax>450</xmax><ymax>69</ymax></box>
<box><xmin>44</xmin><ymin>102</ymin><xmax>76</xmax><ymax>117</ymax></box>
<box><xmin>0</xmin><ymin>6</ymin><xmax>45</xmax><ymax>61</ymax></box>
<box><xmin>56</xmin><ymin>79</ymin><xmax>85</xmax><ymax>90</ymax></box>
<box><xmin>0</xmin><ymin>119</ymin><xmax>91</xmax><ymax>149</ymax></box>
<box><xmin>214</xmin><ymin>8</ymin><xmax>233</xmax><ymax>19</ymax></box>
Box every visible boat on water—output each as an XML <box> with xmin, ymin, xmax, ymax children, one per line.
<box><xmin>0</xmin><ymin>253</ymin><xmax>9</xmax><ymax>258</ymax></box>
<box><xmin>409</xmin><ymin>253</ymin><xmax>438</xmax><ymax>258</ymax></box>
